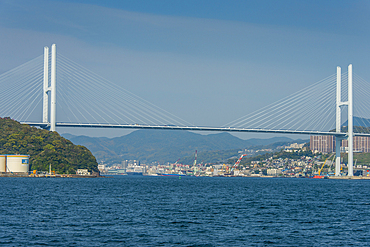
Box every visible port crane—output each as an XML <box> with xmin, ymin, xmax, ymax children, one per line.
<box><xmin>172</xmin><ymin>158</ymin><xmax>181</xmax><ymax>166</ymax></box>
<box><xmin>318</xmin><ymin>153</ymin><xmax>335</xmax><ymax>175</ymax></box>
<box><xmin>231</xmin><ymin>154</ymin><xmax>247</xmax><ymax>172</ymax></box>
<box><xmin>193</xmin><ymin>150</ymin><xmax>197</xmax><ymax>167</ymax></box>
<box><xmin>191</xmin><ymin>150</ymin><xmax>198</xmax><ymax>174</ymax></box>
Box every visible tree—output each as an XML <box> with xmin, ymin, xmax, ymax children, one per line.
<box><xmin>0</xmin><ymin>118</ymin><xmax>98</xmax><ymax>173</ymax></box>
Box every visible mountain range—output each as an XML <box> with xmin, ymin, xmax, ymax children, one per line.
<box><xmin>62</xmin><ymin>130</ymin><xmax>307</xmax><ymax>165</ymax></box>
<box><xmin>343</xmin><ymin>116</ymin><xmax>370</xmax><ymax>128</ymax></box>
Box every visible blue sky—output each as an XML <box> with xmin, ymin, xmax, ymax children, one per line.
<box><xmin>0</xmin><ymin>0</ymin><xmax>369</xmax><ymax>138</ymax></box>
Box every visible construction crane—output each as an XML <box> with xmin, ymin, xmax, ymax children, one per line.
<box><xmin>318</xmin><ymin>153</ymin><xmax>335</xmax><ymax>175</ymax></box>
<box><xmin>231</xmin><ymin>154</ymin><xmax>247</xmax><ymax>171</ymax></box>
<box><xmin>193</xmin><ymin>150</ymin><xmax>197</xmax><ymax>167</ymax></box>
<box><xmin>191</xmin><ymin>150</ymin><xmax>198</xmax><ymax>174</ymax></box>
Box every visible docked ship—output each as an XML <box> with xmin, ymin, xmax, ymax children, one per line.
<box><xmin>126</xmin><ymin>171</ymin><xmax>143</xmax><ymax>176</ymax></box>
<box><xmin>126</xmin><ymin>165</ymin><xmax>145</xmax><ymax>175</ymax></box>
<box><xmin>160</xmin><ymin>173</ymin><xmax>186</xmax><ymax>177</ymax></box>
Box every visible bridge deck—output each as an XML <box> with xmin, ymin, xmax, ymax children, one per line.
<box><xmin>21</xmin><ymin>122</ymin><xmax>352</xmax><ymax>137</ymax></box>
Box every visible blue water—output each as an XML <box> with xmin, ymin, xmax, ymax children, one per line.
<box><xmin>1</xmin><ymin>176</ymin><xmax>370</xmax><ymax>246</ymax></box>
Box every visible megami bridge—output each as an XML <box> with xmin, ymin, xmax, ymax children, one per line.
<box><xmin>2</xmin><ymin>44</ymin><xmax>370</xmax><ymax>177</ymax></box>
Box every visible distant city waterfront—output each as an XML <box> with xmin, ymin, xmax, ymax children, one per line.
<box><xmin>99</xmin><ymin>142</ymin><xmax>370</xmax><ymax>178</ymax></box>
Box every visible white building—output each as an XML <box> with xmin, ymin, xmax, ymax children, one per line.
<box><xmin>76</xmin><ymin>169</ymin><xmax>90</xmax><ymax>175</ymax></box>
<box><xmin>267</xmin><ymin>169</ymin><xmax>282</xmax><ymax>176</ymax></box>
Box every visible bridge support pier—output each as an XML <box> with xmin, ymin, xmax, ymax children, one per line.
<box><xmin>335</xmin><ymin>66</ymin><xmax>342</xmax><ymax>176</ymax></box>
<box><xmin>42</xmin><ymin>44</ymin><xmax>56</xmax><ymax>131</ymax></box>
<box><xmin>50</xmin><ymin>44</ymin><xmax>56</xmax><ymax>132</ymax></box>
<box><xmin>335</xmin><ymin>65</ymin><xmax>353</xmax><ymax>176</ymax></box>
<box><xmin>335</xmin><ymin>137</ymin><xmax>342</xmax><ymax>176</ymax></box>
<box><xmin>348</xmin><ymin>64</ymin><xmax>353</xmax><ymax>176</ymax></box>
<box><xmin>43</xmin><ymin>46</ymin><xmax>49</xmax><ymax>125</ymax></box>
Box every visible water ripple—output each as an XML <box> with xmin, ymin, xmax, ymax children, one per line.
<box><xmin>1</xmin><ymin>177</ymin><xmax>370</xmax><ymax>246</ymax></box>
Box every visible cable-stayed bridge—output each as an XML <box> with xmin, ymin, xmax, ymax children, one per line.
<box><xmin>2</xmin><ymin>44</ymin><xmax>370</xmax><ymax>177</ymax></box>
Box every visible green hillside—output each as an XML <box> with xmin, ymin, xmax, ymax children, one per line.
<box><xmin>0</xmin><ymin>118</ymin><xmax>98</xmax><ymax>174</ymax></box>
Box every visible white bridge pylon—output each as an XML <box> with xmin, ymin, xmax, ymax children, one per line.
<box><xmin>336</xmin><ymin>65</ymin><xmax>353</xmax><ymax>176</ymax></box>
<box><xmin>36</xmin><ymin>44</ymin><xmax>355</xmax><ymax>176</ymax></box>
<box><xmin>42</xmin><ymin>44</ymin><xmax>56</xmax><ymax>131</ymax></box>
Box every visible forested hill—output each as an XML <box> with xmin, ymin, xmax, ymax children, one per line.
<box><xmin>0</xmin><ymin>118</ymin><xmax>98</xmax><ymax>173</ymax></box>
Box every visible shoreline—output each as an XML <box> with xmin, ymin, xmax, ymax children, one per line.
<box><xmin>2</xmin><ymin>173</ymin><xmax>370</xmax><ymax>179</ymax></box>
<box><xmin>0</xmin><ymin>173</ymin><xmax>102</xmax><ymax>178</ymax></box>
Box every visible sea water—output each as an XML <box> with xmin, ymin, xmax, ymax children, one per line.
<box><xmin>0</xmin><ymin>176</ymin><xmax>369</xmax><ymax>246</ymax></box>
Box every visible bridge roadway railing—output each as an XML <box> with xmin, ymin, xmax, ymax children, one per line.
<box><xmin>21</xmin><ymin>121</ymin><xmax>354</xmax><ymax>137</ymax></box>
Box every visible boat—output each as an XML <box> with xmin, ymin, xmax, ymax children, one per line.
<box><xmin>160</xmin><ymin>173</ymin><xmax>186</xmax><ymax>177</ymax></box>
<box><xmin>126</xmin><ymin>172</ymin><xmax>143</xmax><ymax>176</ymax></box>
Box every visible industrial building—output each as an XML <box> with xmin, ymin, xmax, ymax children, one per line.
<box><xmin>76</xmin><ymin>169</ymin><xmax>90</xmax><ymax>175</ymax></box>
<box><xmin>0</xmin><ymin>154</ymin><xmax>30</xmax><ymax>173</ymax></box>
